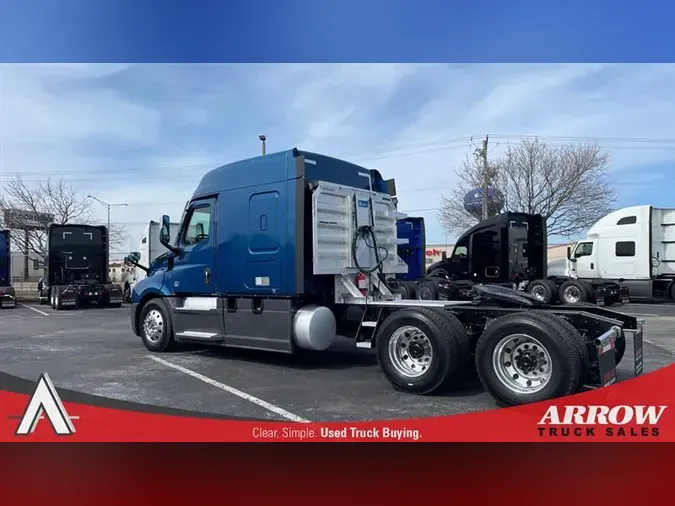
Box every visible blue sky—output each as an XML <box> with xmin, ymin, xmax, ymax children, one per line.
<box><xmin>2</xmin><ymin>63</ymin><xmax>675</xmax><ymax>257</ymax></box>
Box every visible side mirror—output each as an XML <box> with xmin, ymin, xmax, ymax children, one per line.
<box><xmin>125</xmin><ymin>251</ymin><xmax>147</xmax><ymax>272</ymax></box>
<box><xmin>566</xmin><ymin>246</ymin><xmax>572</xmax><ymax>261</ymax></box>
<box><xmin>441</xmin><ymin>251</ymin><xmax>447</xmax><ymax>261</ymax></box>
<box><xmin>160</xmin><ymin>215</ymin><xmax>171</xmax><ymax>246</ymax></box>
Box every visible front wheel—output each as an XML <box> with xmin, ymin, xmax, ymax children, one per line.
<box><xmin>139</xmin><ymin>299</ymin><xmax>175</xmax><ymax>352</ymax></box>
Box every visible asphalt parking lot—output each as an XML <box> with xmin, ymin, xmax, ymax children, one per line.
<box><xmin>0</xmin><ymin>301</ymin><xmax>674</xmax><ymax>422</ymax></box>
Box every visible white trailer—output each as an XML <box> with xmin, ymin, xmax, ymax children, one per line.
<box><xmin>566</xmin><ymin>205</ymin><xmax>675</xmax><ymax>302</ymax></box>
<box><xmin>124</xmin><ymin>220</ymin><xmax>181</xmax><ymax>300</ymax></box>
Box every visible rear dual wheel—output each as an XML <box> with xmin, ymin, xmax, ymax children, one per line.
<box><xmin>526</xmin><ymin>279</ymin><xmax>558</xmax><ymax>304</ymax></box>
<box><xmin>376</xmin><ymin>307</ymin><xmax>470</xmax><ymax>394</ymax></box>
<box><xmin>558</xmin><ymin>280</ymin><xmax>594</xmax><ymax>305</ymax></box>
<box><xmin>475</xmin><ymin>312</ymin><xmax>589</xmax><ymax>406</ymax></box>
<box><xmin>50</xmin><ymin>286</ymin><xmax>63</xmax><ymax>310</ymax></box>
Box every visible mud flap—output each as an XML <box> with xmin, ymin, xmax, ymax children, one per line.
<box><xmin>633</xmin><ymin>320</ymin><xmax>644</xmax><ymax>378</ymax></box>
<box><xmin>595</xmin><ymin>330</ymin><xmax>617</xmax><ymax>387</ymax></box>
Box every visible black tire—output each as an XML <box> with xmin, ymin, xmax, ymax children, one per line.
<box><xmin>526</xmin><ymin>312</ymin><xmax>591</xmax><ymax>386</ymax></box>
<box><xmin>376</xmin><ymin>307</ymin><xmax>469</xmax><ymax>395</ymax></box>
<box><xmin>50</xmin><ymin>286</ymin><xmax>58</xmax><ymax>309</ymax></box>
<box><xmin>474</xmin><ymin>311</ymin><xmax>583</xmax><ymax>406</ymax></box>
<box><xmin>402</xmin><ymin>281</ymin><xmax>417</xmax><ymax>300</ymax></box>
<box><xmin>558</xmin><ymin>280</ymin><xmax>589</xmax><ymax>305</ymax></box>
<box><xmin>54</xmin><ymin>288</ymin><xmax>63</xmax><ymax>311</ymax></box>
<box><xmin>139</xmin><ymin>299</ymin><xmax>175</xmax><ymax>352</ymax></box>
<box><xmin>394</xmin><ymin>281</ymin><xmax>416</xmax><ymax>300</ymax></box>
<box><xmin>526</xmin><ymin>279</ymin><xmax>557</xmax><ymax>304</ymax></box>
<box><xmin>416</xmin><ymin>281</ymin><xmax>438</xmax><ymax>300</ymax></box>
<box><xmin>577</xmin><ymin>280</ymin><xmax>595</xmax><ymax>301</ymax></box>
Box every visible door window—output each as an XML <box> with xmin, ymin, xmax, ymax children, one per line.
<box><xmin>574</xmin><ymin>242</ymin><xmax>593</xmax><ymax>258</ymax></box>
<box><xmin>182</xmin><ymin>203</ymin><xmax>212</xmax><ymax>247</ymax></box>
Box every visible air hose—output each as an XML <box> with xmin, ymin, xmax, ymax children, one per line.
<box><xmin>351</xmin><ymin>195</ymin><xmax>389</xmax><ymax>275</ymax></box>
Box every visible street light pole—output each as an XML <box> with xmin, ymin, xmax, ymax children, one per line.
<box><xmin>87</xmin><ymin>195</ymin><xmax>127</xmax><ymax>229</ymax></box>
<box><xmin>86</xmin><ymin>195</ymin><xmax>128</xmax><ymax>269</ymax></box>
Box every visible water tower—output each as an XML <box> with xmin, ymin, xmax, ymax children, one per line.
<box><xmin>463</xmin><ymin>187</ymin><xmax>505</xmax><ymax>220</ymax></box>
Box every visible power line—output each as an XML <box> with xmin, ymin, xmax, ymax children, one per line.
<box><xmin>7</xmin><ymin>132</ymin><xmax>675</xmax><ymax>181</ymax></box>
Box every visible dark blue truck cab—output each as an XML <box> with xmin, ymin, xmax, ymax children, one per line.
<box><xmin>128</xmin><ymin>148</ymin><xmax>644</xmax><ymax>407</ymax></box>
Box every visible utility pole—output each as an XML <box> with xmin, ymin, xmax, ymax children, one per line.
<box><xmin>481</xmin><ymin>134</ymin><xmax>490</xmax><ymax>221</ymax></box>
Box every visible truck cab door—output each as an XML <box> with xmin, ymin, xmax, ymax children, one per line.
<box><xmin>569</xmin><ymin>241</ymin><xmax>596</xmax><ymax>279</ymax></box>
<box><xmin>470</xmin><ymin>231</ymin><xmax>501</xmax><ymax>281</ymax></box>
<box><xmin>396</xmin><ymin>217</ymin><xmax>425</xmax><ymax>280</ymax></box>
<box><xmin>165</xmin><ymin>197</ymin><xmax>217</xmax><ymax>295</ymax></box>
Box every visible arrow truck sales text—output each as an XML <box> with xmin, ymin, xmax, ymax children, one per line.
<box><xmin>537</xmin><ymin>405</ymin><xmax>667</xmax><ymax>438</ymax></box>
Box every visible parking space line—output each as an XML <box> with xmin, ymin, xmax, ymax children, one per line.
<box><xmin>146</xmin><ymin>355</ymin><xmax>310</xmax><ymax>423</ymax></box>
<box><xmin>18</xmin><ymin>303</ymin><xmax>50</xmax><ymax>317</ymax></box>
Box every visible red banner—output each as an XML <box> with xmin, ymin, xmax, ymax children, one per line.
<box><xmin>1</xmin><ymin>364</ymin><xmax>673</xmax><ymax>442</ymax></box>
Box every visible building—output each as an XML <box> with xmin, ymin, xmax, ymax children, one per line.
<box><xmin>10</xmin><ymin>251</ymin><xmax>43</xmax><ymax>281</ymax></box>
<box><xmin>108</xmin><ymin>261</ymin><xmax>134</xmax><ymax>283</ymax></box>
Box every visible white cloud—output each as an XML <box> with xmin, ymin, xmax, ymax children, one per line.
<box><xmin>2</xmin><ymin>63</ymin><xmax>675</xmax><ymax>255</ymax></box>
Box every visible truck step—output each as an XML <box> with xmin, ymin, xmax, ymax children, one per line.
<box><xmin>361</xmin><ymin>321</ymin><xmax>378</xmax><ymax>327</ymax></box>
<box><xmin>175</xmin><ymin>331</ymin><xmax>224</xmax><ymax>341</ymax></box>
<box><xmin>356</xmin><ymin>341</ymin><xmax>373</xmax><ymax>349</ymax></box>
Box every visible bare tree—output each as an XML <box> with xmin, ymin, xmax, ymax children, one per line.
<box><xmin>0</xmin><ymin>175</ymin><xmax>129</xmax><ymax>262</ymax></box>
<box><xmin>439</xmin><ymin>138</ymin><xmax>618</xmax><ymax>238</ymax></box>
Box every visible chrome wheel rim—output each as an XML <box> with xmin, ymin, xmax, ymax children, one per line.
<box><xmin>563</xmin><ymin>285</ymin><xmax>582</xmax><ymax>303</ymax></box>
<box><xmin>531</xmin><ymin>285</ymin><xmax>546</xmax><ymax>301</ymax></box>
<box><xmin>143</xmin><ymin>309</ymin><xmax>164</xmax><ymax>343</ymax></box>
<box><xmin>492</xmin><ymin>334</ymin><xmax>553</xmax><ymax>394</ymax></box>
<box><xmin>388</xmin><ymin>325</ymin><xmax>433</xmax><ymax>378</ymax></box>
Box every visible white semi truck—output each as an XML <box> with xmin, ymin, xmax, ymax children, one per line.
<box><xmin>124</xmin><ymin>220</ymin><xmax>181</xmax><ymax>301</ymax></box>
<box><xmin>566</xmin><ymin>205</ymin><xmax>675</xmax><ymax>302</ymax></box>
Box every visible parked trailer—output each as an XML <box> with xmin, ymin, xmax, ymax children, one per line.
<box><xmin>0</xmin><ymin>230</ymin><xmax>17</xmax><ymax>308</ymax></box>
<box><xmin>566</xmin><ymin>205</ymin><xmax>675</xmax><ymax>303</ymax></box>
<box><xmin>129</xmin><ymin>149</ymin><xmax>644</xmax><ymax>406</ymax></box>
<box><xmin>393</xmin><ymin>213</ymin><xmax>630</xmax><ymax>307</ymax></box>
<box><xmin>124</xmin><ymin>220</ymin><xmax>181</xmax><ymax>302</ymax></box>
<box><xmin>39</xmin><ymin>224</ymin><xmax>124</xmax><ymax>310</ymax></box>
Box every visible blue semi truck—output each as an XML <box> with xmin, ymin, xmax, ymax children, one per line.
<box><xmin>0</xmin><ymin>230</ymin><xmax>17</xmax><ymax>308</ymax></box>
<box><xmin>126</xmin><ymin>148</ymin><xmax>644</xmax><ymax>407</ymax></box>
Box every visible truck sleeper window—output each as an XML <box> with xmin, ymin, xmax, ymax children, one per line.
<box><xmin>183</xmin><ymin>205</ymin><xmax>212</xmax><ymax>246</ymax></box>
